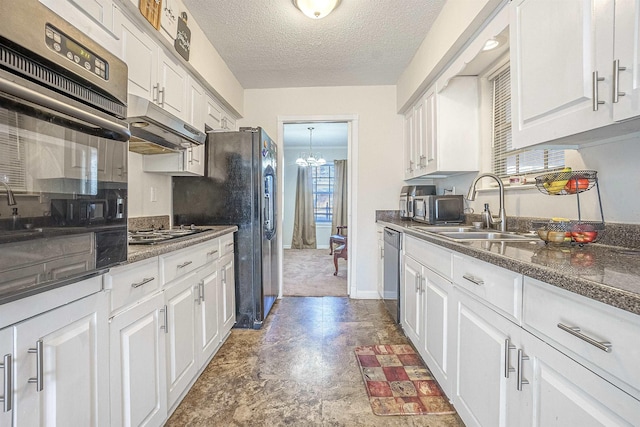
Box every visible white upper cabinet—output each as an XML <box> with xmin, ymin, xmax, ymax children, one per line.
<box><xmin>157</xmin><ymin>49</ymin><xmax>189</xmax><ymax>121</ymax></box>
<box><xmin>118</xmin><ymin>12</ymin><xmax>159</xmax><ymax>101</ymax></box>
<box><xmin>510</xmin><ymin>0</ymin><xmax>640</xmax><ymax>148</ymax></box>
<box><xmin>404</xmin><ymin>77</ymin><xmax>480</xmax><ymax>179</ymax></box>
<box><xmin>613</xmin><ymin>0</ymin><xmax>640</xmax><ymax>121</ymax></box>
<box><xmin>188</xmin><ymin>76</ymin><xmax>206</xmax><ymax>131</ymax></box>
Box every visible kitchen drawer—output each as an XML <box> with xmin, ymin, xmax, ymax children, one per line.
<box><xmin>404</xmin><ymin>235</ymin><xmax>452</xmax><ymax>280</ymax></box>
<box><xmin>523</xmin><ymin>277</ymin><xmax>640</xmax><ymax>400</ymax></box>
<box><xmin>220</xmin><ymin>233</ymin><xmax>234</xmax><ymax>257</ymax></box>
<box><xmin>104</xmin><ymin>257</ymin><xmax>160</xmax><ymax>313</ymax></box>
<box><xmin>159</xmin><ymin>241</ymin><xmax>208</xmax><ymax>285</ymax></box>
<box><xmin>453</xmin><ymin>253</ymin><xmax>523</xmax><ymax>322</ymax></box>
<box><xmin>200</xmin><ymin>238</ymin><xmax>222</xmax><ymax>261</ymax></box>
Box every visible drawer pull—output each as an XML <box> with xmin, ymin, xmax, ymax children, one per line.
<box><xmin>462</xmin><ymin>274</ymin><xmax>484</xmax><ymax>286</ymax></box>
<box><xmin>131</xmin><ymin>277</ymin><xmax>155</xmax><ymax>288</ymax></box>
<box><xmin>225</xmin><ymin>242</ymin><xmax>234</xmax><ymax>247</ymax></box>
<box><xmin>207</xmin><ymin>250</ymin><xmax>219</xmax><ymax>256</ymax></box>
<box><xmin>557</xmin><ymin>323</ymin><xmax>612</xmax><ymax>353</ymax></box>
<box><xmin>177</xmin><ymin>261</ymin><xmax>193</xmax><ymax>269</ymax></box>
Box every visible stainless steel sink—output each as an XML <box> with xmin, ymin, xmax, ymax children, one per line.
<box><xmin>409</xmin><ymin>225</ymin><xmax>474</xmax><ymax>233</ymax></box>
<box><xmin>435</xmin><ymin>231</ymin><xmax>539</xmax><ymax>241</ymax></box>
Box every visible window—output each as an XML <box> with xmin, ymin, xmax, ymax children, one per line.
<box><xmin>491</xmin><ymin>66</ymin><xmax>564</xmax><ymax>178</ymax></box>
<box><xmin>311</xmin><ymin>164</ymin><xmax>334</xmax><ymax>223</ymax></box>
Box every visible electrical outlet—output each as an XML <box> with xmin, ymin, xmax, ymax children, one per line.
<box><xmin>150</xmin><ymin>186</ymin><xmax>157</xmax><ymax>202</ymax></box>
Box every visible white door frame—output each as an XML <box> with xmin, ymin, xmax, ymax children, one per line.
<box><xmin>276</xmin><ymin>114</ymin><xmax>358</xmax><ymax>298</ymax></box>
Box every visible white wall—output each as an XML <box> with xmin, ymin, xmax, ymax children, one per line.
<box><xmin>396</xmin><ymin>0</ymin><xmax>505</xmax><ymax>112</ymax></box>
<box><xmin>283</xmin><ymin>146</ymin><xmax>348</xmax><ymax>249</ymax></box>
<box><xmin>438</xmin><ymin>134</ymin><xmax>640</xmax><ymax>224</ymax></box>
<box><xmin>239</xmin><ymin>86</ymin><xmax>404</xmax><ymax>298</ymax></box>
<box><xmin>127</xmin><ymin>152</ymin><xmax>173</xmax><ymax>219</ymax></box>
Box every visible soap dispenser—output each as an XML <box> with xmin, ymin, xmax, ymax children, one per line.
<box><xmin>11</xmin><ymin>207</ymin><xmax>21</xmax><ymax>230</ymax></box>
<box><xmin>481</xmin><ymin>203</ymin><xmax>492</xmax><ymax>229</ymax></box>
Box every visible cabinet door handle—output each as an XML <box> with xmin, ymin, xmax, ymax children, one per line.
<box><xmin>199</xmin><ymin>280</ymin><xmax>205</xmax><ymax>303</ymax></box>
<box><xmin>613</xmin><ymin>59</ymin><xmax>627</xmax><ymax>103</ymax></box>
<box><xmin>420</xmin><ymin>275</ymin><xmax>426</xmax><ymax>294</ymax></box>
<box><xmin>592</xmin><ymin>71</ymin><xmax>605</xmax><ymax>111</ymax></box>
<box><xmin>27</xmin><ymin>340</ymin><xmax>43</xmax><ymax>392</ymax></box>
<box><xmin>222</xmin><ymin>267</ymin><xmax>227</xmax><ymax>284</ymax></box>
<box><xmin>158</xmin><ymin>87</ymin><xmax>165</xmax><ymax>107</ymax></box>
<box><xmin>131</xmin><ymin>277</ymin><xmax>155</xmax><ymax>288</ymax></box>
<box><xmin>504</xmin><ymin>338</ymin><xmax>516</xmax><ymax>378</ymax></box>
<box><xmin>0</xmin><ymin>354</ymin><xmax>12</xmax><ymax>412</ymax></box>
<box><xmin>152</xmin><ymin>84</ymin><xmax>159</xmax><ymax>103</ymax></box>
<box><xmin>462</xmin><ymin>273</ymin><xmax>484</xmax><ymax>286</ymax></box>
<box><xmin>160</xmin><ymin>305</ymin><xmax>168</xmax><ymax>334</ymax></box>
<box><xmin>177</xmin><ymin>261</ymin><xmax>193</xmax><ymax>269</ymax></box>
<box><xmin>557</xmin><ymin>323</ymin><xmax>612</xmax><ymax>353</ymax></box>
<box><xmin>516</xmin><ymin>349</ymin><xmax>529</xmax><ymax>391</ymax></box>
<box><xmin>415</xmin><ymin>273</ymin><xmax>420</xmax><ymax>293</ymax></box>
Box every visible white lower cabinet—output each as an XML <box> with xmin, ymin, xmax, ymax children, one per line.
<box><xmin>400</xmin><ymin>236</ymin><xmax>640</xmax><ymax>426</ymax></box>
<box><xmin>402</xmin><ymin>236</ymin><xmax>454</xmax><ymax>397</ymax></box>
<box><xmin>0</xmin><ymin>327</ymin><xmax>14</xmax><ymax>426</ymax></box>
<box><xmin>454</xmin><ymin>289</ymin><xmax>517</xmax><ymax>427</ymax></box>
<box><xmin>515</xmin><ymin>328</ymin><xmax>640</xmax><ymax>427</ymax></box>
<box><xmin>13</xmin><ymin>291</ymin><xmax>109</xmax><ymax>426</ymax></box>
<box><xmin>219</xmin><ymin>253</ymin><xmax>236</xmax><ymax>338</ymax></box>
<box><xmin>164</xmin><ymin>271</ymin><xmax>199</xmax><ymax>409</ymax></box>
<box><xmin>104</xmin><ymin>231</ymin><xmax>235</xmax><ymax>426</ymax></box>
<box><xmin>109</xmin><ymin>292</ymin><xmax>167</xmax><ymax>427</ymax></box>
<box><xmin>455</xmin><ymin>288</ymin><xmax>640</xmax><ymax>427</ymax></box>
<box><xmin>401</xmin><ymin>255</ymin><xmax>422</xmax><ymax>345</ymax></box>
<box><xmin>196</xmin><ymin>263</ymin><xmax>221</xmax><ymax>365</ymax></box>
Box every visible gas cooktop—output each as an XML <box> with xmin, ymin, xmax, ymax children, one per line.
<box><xmin>128</xmin><ymin>227</ymin><xmax>210</xmax><ymax>245</ymax></box>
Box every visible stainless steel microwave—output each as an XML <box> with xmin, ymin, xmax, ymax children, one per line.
<box><xmin>413</xmin><ymin>195</ymin><xmax>464</xmax><ymax>224</ymax></box>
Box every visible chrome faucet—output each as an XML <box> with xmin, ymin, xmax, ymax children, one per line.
<box><xmin>0</xmin><ymin>181</ymin><xmax>16</xmax><ymax>206</ymax></box>
<box><xmin>466</xmin><ymin>173</ymin><xmax>506</xmax><ymax>232</ymax></box>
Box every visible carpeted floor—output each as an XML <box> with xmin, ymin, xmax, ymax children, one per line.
<box><xmin>283</xmin><ymin>248</ymin><xmax>348</xmax><ymax>296</ymax></box>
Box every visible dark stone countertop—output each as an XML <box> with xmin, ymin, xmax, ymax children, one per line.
<box><xmin>127</xmin><ymin>225</ymin><xmax>237</xmax><ymax>264</ymax></box>
<box><xmin>377</xmin><ymin>217</ymin><xmax>640</xmax><ymax>317</ymax></box>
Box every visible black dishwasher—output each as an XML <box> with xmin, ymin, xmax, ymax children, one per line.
<box><xmin>383</xmin><ymin>228</ymin><xmax>401</xmax><ymax>323</ymax></box>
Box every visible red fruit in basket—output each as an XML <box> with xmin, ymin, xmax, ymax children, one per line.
<box><xmin>571</xmin><ymin>224</ymin><xmax>598</xmax><ymax>243</ymax></box>
<box><xmin>564</xmin><ymin>177</ymin><xmax>590</xmax><ymax>194</ymax></box>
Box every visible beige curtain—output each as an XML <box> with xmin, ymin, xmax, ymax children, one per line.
<box><xmin>331</xmin><ymin>159</ymin><xmax>348</xmax><ymax>235</ymax></box>
<box><xmin>291</xmin><ymin>166</ymin><xmax>317</xmax><ymax>248</ymax></box>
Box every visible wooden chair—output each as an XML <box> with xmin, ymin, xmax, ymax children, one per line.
<box><xmin>329</xmin><ymin>225</ymin><xmax>347</xmax><ymax>255</ymax></box>
<box><xmin>333</xmin><ymin>236</ymin><xmax>348</xmax><ymax>276</ymax></box>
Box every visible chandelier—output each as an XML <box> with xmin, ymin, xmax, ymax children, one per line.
<box><xmin>296</xmin><ymin>127</ymin><xmax>326</xmax><ymax>167</ymax></box>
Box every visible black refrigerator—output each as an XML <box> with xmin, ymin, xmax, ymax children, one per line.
<box><xmin>173</xmin><ymin>127</ymin><xmax>278</xmax><ymax>329</ymax></box>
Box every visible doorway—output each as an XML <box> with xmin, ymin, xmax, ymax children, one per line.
<box><xmin>276</xmin><ymin>116</ymin><xmax>357</xmax><ymax>298</ymax></box>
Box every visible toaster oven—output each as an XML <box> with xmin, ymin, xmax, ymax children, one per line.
<box><xmin>413</xmin><ymin>195</ymin><xmax>464</xmax><ymax>224</ymax></box>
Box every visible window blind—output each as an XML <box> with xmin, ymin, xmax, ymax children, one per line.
<box><xmin>491</xmin><ymin>67</ymin><xmax>564</xmax><ymax>178</ymax></box>
<box><xmin>0</xmin><ymin>109</ymin><xmax>26</xmax><ymax>191</ymax></box>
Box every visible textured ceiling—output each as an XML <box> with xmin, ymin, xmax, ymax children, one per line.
<box><xmin>182</xmin><ymin>0</ymin><xmax>447</xmax><ymax>89</ymax></box>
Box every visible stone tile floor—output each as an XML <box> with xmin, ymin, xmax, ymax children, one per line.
<box><xmin>166</xmin><ymin>297</ymin><xmax>465</xmax><ymax>426</ymax></box>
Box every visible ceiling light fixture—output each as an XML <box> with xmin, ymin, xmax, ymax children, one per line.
<box><xmin>296</xmin><ymin>127</ymin><xmax>326</xmax><ymax>167</ymax></box>
<box><xmin>292</xmin><ymin>0</ymin><xmax>341</xmax><ymax>19</ymax></box>
<box><xmin>482</xmin><ymin>37</ymin><xmax>503</xmax><ymax>51</ymax></box>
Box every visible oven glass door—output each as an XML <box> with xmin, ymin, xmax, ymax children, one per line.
<box><xmin>0</xmin><ymin>100</ymin><xmax>127</xmax><ymax>303</ymax></box>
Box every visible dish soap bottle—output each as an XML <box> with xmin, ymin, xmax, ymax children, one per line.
<box><xmin>11</xmin><ymin>207</ymin><xmax>21</xmax><ymax>230</ymax></box>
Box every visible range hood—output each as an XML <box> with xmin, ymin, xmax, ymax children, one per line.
<box><xmin>126</xmin><ymin>94</ymin><xmax>206</xmax><ymax>154</ymax></box>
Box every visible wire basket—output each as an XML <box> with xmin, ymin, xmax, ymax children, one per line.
<box><xmin>532</xmin><ymin>220</ymin><xmax>604</xmax><ymax>245</ymax></box>
<box><xmin>535</xmin><ymin>170</ymin><xmax>598</xmax><ymax>195</ymax></box>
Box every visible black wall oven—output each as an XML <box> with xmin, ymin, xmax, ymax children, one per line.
<box><xmin>0</xmin><ymin>0</ymin><xmax>130</xmax><ymax>303</ymax></box>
